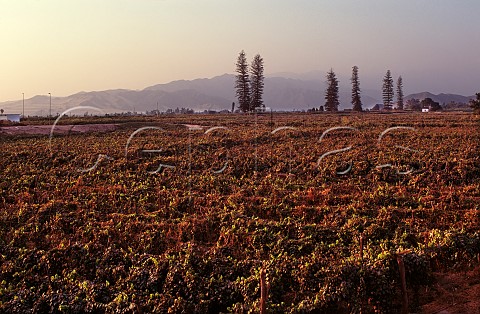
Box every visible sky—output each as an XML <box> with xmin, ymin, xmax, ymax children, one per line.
<box><xmin>1</xmin><ymin>0</ymin><xmax>479</xmax><ymax>102</ymax></box>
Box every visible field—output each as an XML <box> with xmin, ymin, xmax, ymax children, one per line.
<box><xmin>1</xmin><ymin>112</ymin><xmax>479</xmax><ymax>313</ymax></box>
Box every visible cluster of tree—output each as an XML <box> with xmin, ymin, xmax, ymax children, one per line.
<box><xmin>443</xmin><ymin>101</ymin><xmax>470</xmax><ymax>111</ymax></box>
<box><xmin>165</xmin><ymin>107</ymin><xmax>195</xmax><ymax>114</ymax></box>
<box><xmin>307</xmin><ymin>106</ymin><xmax>324</xmax><ymax>112</ymax></box>
<box><xmin>470</xmin><ymin>93</ymin><xmax>480</xmax><ymax>114</ymax></box>
<box><xmin>404</xmin><ymin>98</ymin><xmax>443</xmax><ymax>111</ymax></box>
<box><xmin>421</xmin><ymin>98</ymin><xmax>442</xmax><ymax>111</ymax></box>
<box><xmin>381</xmin><ymin>70</ymin><xmax>405</xmax><ymax>110</ymax></box>
<box><xmin>235</xmin><ymin>51</ymin><xmax>265</xmax><ymax>112</ymax></box>
<box><xmin>405</xmin><ymin>95</ymin><xmax>480</xmax><ymax>113</ymax></box>
<box><xmin>324</xmin><ymin>67</ymin><xmax>404</xmax><ymax>112</ymax></box>
<box><xmin>405</xmin><ymin>98</ymin><xmax>422</xmax><ymax>111</ymax></box>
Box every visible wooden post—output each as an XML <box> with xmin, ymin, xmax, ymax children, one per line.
<box><xmin>270</xmin><ymin>108</ymin><xmax>273</xmax><ymax>132</ymax></box>
<box><xmin>260</xmin><ymin>268</ymin><xmax>268</xmax><ymax>314</ymax></box>
<box><xmin>397</xmin><ymin>254</ymin><xmax>408</xmax><ymax>314</ymax></box>
<box><xmin>360</xmin><ymin>234</ymin><xmax>365</xmax><ymax>262</ymax></box>
<box><xmin>359</xmin><ymin>233</ymin><xmax>366</xmax><ymax>314</ymax></box>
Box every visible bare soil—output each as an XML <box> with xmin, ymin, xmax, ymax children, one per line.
<box><xmin>420</xmin><ymin>266</ymin><xmax>480</xmax><ymax>314</ymax></box>
<box><xmin>0</xmin><ymin>123</ymin><xmax>118</xmax><ymax>135</ymax></box>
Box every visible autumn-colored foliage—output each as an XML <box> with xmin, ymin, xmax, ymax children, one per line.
<box><xmin>1</xmin><ymin>112</ymin><xmax>479</xmax><ymax>313</ymax></box>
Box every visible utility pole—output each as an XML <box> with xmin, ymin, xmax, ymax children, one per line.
<box><xmin>48</xmin><ymin>93</ymin><xmax>52</xmax><ymax>118</ymax></box>
<box><xmin>22</xmin><ymin>93</ymin><xmax>25</xmax><ymax>117</ymax></box>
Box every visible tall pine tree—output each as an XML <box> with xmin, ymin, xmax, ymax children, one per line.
<box><xmin>235</xmin><ymin>50</ymin><xmax>250</xmax><ymax>112</ymax></box>
<box><xmin>351</xmin><ymin>66</ymin><xmax>362</xmax><ymax>112</ymax></box>
<box><xmin>396</xmin><ymin>76</ymin><xmax>404</xmax><ymax>110</ymax></box>
<box><xmin>325</xmin><ymin>69</ymin><xmax>339</xmax><ymax>112</ymax></box>
<box><xmin>382</xmin><ymin>70</ymin><xmax>394</xmax><ymax>110</ymax></box>
<box><xmin>250</xmin><ymin>54</ymin><xmax>265</xmax><ymax>112</ymax></box>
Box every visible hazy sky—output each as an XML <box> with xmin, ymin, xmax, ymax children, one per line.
<box><xmin>1</xmin><ymin>0</ymin><xmax>479</xmax><ymax>101</ymax></box>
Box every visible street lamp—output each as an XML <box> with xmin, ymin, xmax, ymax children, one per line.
<box><xmin>48</xmin><ymin>93</ymin><xmax>51</xmax><ymax>118</ymax></box>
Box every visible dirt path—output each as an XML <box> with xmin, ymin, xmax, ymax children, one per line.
<box><xmin>0</xmin><ymin>124</ymin><xmax>118</xmax><ymax>135</ymax></box>
<box><xmin>420</xmin><ymin>266</ymin><xmax>480</xmax><ymax>314</ymax></box>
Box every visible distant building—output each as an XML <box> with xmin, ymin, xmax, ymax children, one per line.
<box><xmin>422</xmin><ymin>108</ymin><xmax>429</xmax><ymax>113</ymax></box>
<box><xmin>0</xmin><ymin>114</ymin><xmax>21</xmax><ymax>123</ymax></box>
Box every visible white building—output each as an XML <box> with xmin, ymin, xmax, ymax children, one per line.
<box><xmin>0</xmin><ymin>114</ymin><xmax>21</xmax><ymax>122</ymax></box>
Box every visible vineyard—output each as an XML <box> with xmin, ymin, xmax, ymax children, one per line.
<box><xmin>1</xmin><ymin>112</ymin><xmax>479</xmax><ymax>313</ymax></box>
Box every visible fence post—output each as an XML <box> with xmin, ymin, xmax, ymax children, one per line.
<box><xmin>396</xmin><ymin>254</ymin><xmax>408</xmax><ymax>314</ymax></box>
<box><xmin>360</xmin><ymin>233</ymin><xmax>365</xmax><ymax>262</ymax></box>
<box><xmin>260</xmin><ymin>268</ymin><xmax>268</xmax><ymax>314</ymax></box>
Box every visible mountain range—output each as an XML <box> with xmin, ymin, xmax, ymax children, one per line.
<box><xmin>0</xmin><ymin>74</ymin><xmax>475</xmax><ymax>116</ymax></box>
<box><xmin>404</xmin><ymin>92</ymin><xmax>474</xmax><ymax>105</ymax></box>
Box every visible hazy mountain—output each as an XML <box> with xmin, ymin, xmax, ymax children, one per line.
<box><xmin>145</xmin><ymin>74</ymin><xmax>235</xmax><ymax>101</ymax></box>
<box><xmin>145</xmin><ymin>74</ymin><xmax>380</xmax><ymax>110</ymax></box>
<box><xmin>0</xmin><ymin>89</ymin><xmax>229</xmax><ymax>116</ymax></box>
<box><xmin>404</xmin><ymin>92</ymin><xmax>474</xmax><ymax>104</ymax></box>
<box><xmin>1</xmin><ymin>74</ymin><xmax>473</xmax><ymax>116</ymax></box>
<box><xmin>269</xmin><ymin>70</ymin><xmax>325</xmax><ymax>81</ymax></box>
